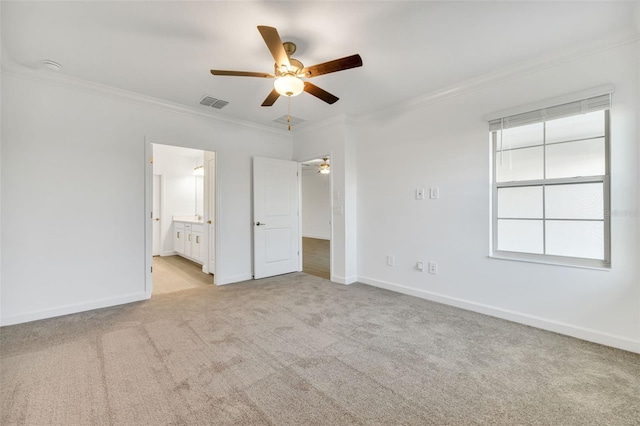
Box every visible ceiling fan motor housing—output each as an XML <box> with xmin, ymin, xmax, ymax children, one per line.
<box><xmin>275</xmin><ymin>56</ymin><xmax>304</xmax><ymax>77</ymax></box>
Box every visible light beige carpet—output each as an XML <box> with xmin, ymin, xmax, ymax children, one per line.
<box><xmin>1</xmin><ymin>273</ymin><xmax>639</xmax><ymax>425</ymax></box>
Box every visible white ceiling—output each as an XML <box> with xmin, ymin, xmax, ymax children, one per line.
<box><xmin>2</xmin><ymin>1</ymin><xmax>637</xmax><ymax>130</ymax></box>
<box><xmin>153</xmin><ymin>143</ymin><xmax>203</xmax><ymax>160</ymax></box>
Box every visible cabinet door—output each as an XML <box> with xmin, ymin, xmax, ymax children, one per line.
<box><xmin>184</xmin><ymin>235</ymin><xmax>193</xmax><ymax>257</ymax></box>
<box><xmin>191</xmin><ymin>231</ymin><xmax>204</xmax><ymax>263</ymax></box>
<box><xmin>174</xmin><ymin>224</ymin><xmax>185</xmax><ymax>255</ymax></box>
<box><xmin>182</xmin><ymin>224</ymin><xmax>191</xmax><ymax>257</ymax></box>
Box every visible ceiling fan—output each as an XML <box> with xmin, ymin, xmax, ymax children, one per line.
<box><xmin>210</xmin><ymin>26</ymin><xmax>362</xmax><ymax>107</ymax></box>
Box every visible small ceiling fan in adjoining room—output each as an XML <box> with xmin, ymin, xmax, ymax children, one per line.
<box><xmin>210</xmin><ymin>25</ymin><xmax>362</xmax><ymax>112</ymax></box>
<box><xmin>301</xmin><ymin>158</ymin><xmax>330</xmax><ymax>174</ymax></box>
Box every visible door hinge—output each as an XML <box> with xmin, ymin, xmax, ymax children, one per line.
<box><xmin>150</xmin><ymin>212</ymin><xmax>153</xmax><ymax>219</ymax></box>
<box><xmin>151</xmin><ymin>266</ymin><xmax>153</xmax><ymax>273</ymax></box>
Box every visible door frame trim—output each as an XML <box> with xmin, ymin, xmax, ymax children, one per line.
<box><xmin>145</xmin><ymin>139</ymin><xmax>153</xmax><ymax>297</ymax></box>
<box><xmin>152</xmin><ymin>173</ymin><xmax>166</xmax><ymax>256</ymax></box>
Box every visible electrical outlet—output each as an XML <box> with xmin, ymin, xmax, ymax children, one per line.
<box><xmin>428</xmin><ymin>261</ymin><xmax>438</xmax><ymax>274</ymax></box>
<box><xmin>416</xmin><ymin>261</ymin><xmax>424</xmax><ymax>271</ymax></box>
<box><xmin>387</xmin><ymin>255</ymin><xmax>395</xmax><ymax>266</ymax></box>
<box><xmin>416</xmin><ymin>188</ymin><xmax>425</xmax><ymax>200</ymax></box>
<box><xmin>430</xmin><ymin>187</ymin><xmax>439</xmax><ymax>199</ymax></box>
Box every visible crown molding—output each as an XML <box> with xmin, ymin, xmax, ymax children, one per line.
<box><xmin>354</xmin><ymin>28</ymin><xmax>640</xmax><ymax>124</ymax></box>
<box><xmin>0</xmin><ymin>60</ymin><xmax>291</xmax><ymax>138</ymax></box>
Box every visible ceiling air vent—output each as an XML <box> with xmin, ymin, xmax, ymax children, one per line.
<box><xmin>273</xmin><ymin>115</ymin><xmax>306</xmax><ymax>127</ymax></box>
<box><xmin>199</xmin><ymin>95</ymin><xmax>229</xmax><ymax>109</ymax></box>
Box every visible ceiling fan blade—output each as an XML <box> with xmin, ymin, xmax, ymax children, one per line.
<box><xmin>301</xmin><ymin>54</ymin><xmax>363</xmax><ymax>78</ymax></box>
<box><xmin>210</xmin><ymin>70</ymin><xmax>274</xmax><ymax>78</ymax></box>
<box><xmin>257</xmin><ymin>26</ymin><xmax>291</xmax><ymax>71</ymax></box>
<box><xmin>303</xmin><ymin>82</ymin><xmax>339</xmax><ymax>104</ymax></box>
<box><xmin>261</xmin><ymin>89</ymin><xmax>280</xmax><ymax>107</ymax></box>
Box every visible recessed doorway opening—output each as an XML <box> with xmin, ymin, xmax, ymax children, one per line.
<box><xmin>300</xmin><ymin>157</ymin><xmax>331</xmax><ymax>280</ymax></box>
<box><xmin>146</xmin><ymin>142</ymin><xmax>217</xmax><ymax>296</ymax></box>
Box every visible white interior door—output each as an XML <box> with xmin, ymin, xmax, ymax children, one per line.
<box><xmin>152</xmin><ymin>174</ymin><xmax>161</xmax><ymax>256</ymax></box>
<box><xmin>203</xmin><ymin>151</ymin><xmax>216</xmax><ymax>275</ymax></box>
<box><xmin>253</xmin><ymin>157</ymin><xmax>300</xmax><ymax>279</ymax></box>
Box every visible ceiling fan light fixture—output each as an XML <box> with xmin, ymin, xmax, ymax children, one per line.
<box><xmin>319</xmin><ymin>158</ymin><xmax>330</xmax><ymax>174</ymax></box>
<box><xmin>274</xmin><ymin>74</ymin><xmax>304</xmax><ymax>97</ymax></box>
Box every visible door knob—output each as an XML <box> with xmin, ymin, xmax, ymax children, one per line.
<box><xmin>207</xmin><ymin>220</ymin><xmax>212</xmax><ymax>224</ymax></box>
<box><xmin>154</xmin><ymin>218</ymin><xmax>160</xmax><ymax>221</ymax></box>
<box><xmin>256</xmin><ymin>222</ymin><xmax>266</xmax><ymax>226</ymax></box>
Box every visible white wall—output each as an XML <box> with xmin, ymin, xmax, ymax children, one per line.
<box><xmin>301</xmin><ymin>169</ymin><xmax>331</xmax><ymax>240</ymax></box>
<box><xmin>1</xmin><ymin>70</ymin><xmax>292</xmax><ymax>325</ymax></box>
<box><xmin>152</xmin><ymin>144</ymin><xmax>202</xmax><ymax>255</ymax></box>
<box><xmin>356</xmin><ymin>42</ymin><xmax>640</xmax><ymax>353</ymax></box>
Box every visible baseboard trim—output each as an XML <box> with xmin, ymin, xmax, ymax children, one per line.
<box><xmin>302</xmin><ymin>234</ymin><xmax>330</xmax><ymax>240</ymax></box>
<box><xmin>331</xmin><ymin>275</ymin><xmax>358</xmax><ymax>285</ymax></box>
<box><xmin>0</xmin><ymin>292</ymin><xmax>149</xmax><ymax>327</ymax></box>
<box><xmin>215</xmin><ymin>273</ymin><xmax>253</xmax><ymax>286</ymax></box>
<box><xmin>358</xmin><ymin>276</ymin><xmax>640</xmax><ymax>354</ymax></box>
<box><xmin>161</xmin><ymin>251</ymin><xmax>177</xmax><ymax>257</ymax></box>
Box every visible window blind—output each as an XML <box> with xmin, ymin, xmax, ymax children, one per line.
<box><xmin>489</xmin><ymin>93</ymin><xmax>611</xmax><ymax>131</ymax></box>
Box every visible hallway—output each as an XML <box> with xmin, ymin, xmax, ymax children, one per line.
<box><xmin>302</xmin><ymin>237</ymin><xmax>330</xmax><ymax>280</ymax></box>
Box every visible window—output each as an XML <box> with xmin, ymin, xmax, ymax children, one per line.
<box><xmin>489</xmin><ymin>93</ymin><xmax>610</xmax><ymax>268</ymax></box>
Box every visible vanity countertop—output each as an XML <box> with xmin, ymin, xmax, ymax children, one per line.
<box><xmin>173</xmin><ymin>215</ymin><xmax>204</xmax><ymax>224</ymax></box>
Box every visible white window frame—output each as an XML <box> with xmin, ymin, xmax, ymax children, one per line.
<box><xmin>489</xmin><ymin>96</ymin><xmax>611</xmax><ymax>270</ymax></box>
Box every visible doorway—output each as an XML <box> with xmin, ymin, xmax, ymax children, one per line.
<box><xmin>300</xmin><ymin>157</ymin><xmax>331</xmax><ymax>279</ymax></box>
<box><xmin>146</xmin><ymin>142</ymin><xmax>217</xmax><ymax>296</ymax></box>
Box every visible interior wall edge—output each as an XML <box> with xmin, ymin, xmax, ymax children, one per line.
<box><xmin>0</xmin><ymin>291</ymin><xmax>149</xmax><ymax>327</ymax></box>
<box><xmin>358</xmin><ymin>276</ymin><xmax>640</xmax><ymax>354</ymax></box>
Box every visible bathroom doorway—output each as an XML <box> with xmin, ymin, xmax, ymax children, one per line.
<box><xmin>148</xmin><ymin>143</ymin><xmax>216</xmax><ymax>295</ymax></box>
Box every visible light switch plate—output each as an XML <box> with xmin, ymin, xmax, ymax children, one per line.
<box><xmin>416</xmin><ymin>188</ymin><xmax>425</xmax><ymax>200</ymax></box>
<box><xmin>430</xmin><ymin>187</ymin><xmax>439</xmax><ymax>199</ymax></box>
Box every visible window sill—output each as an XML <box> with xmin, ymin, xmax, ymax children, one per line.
<box><xmin>489</xmin><ymin>254</ymin><xmax>611</xmax><ymax>271</ymax></box>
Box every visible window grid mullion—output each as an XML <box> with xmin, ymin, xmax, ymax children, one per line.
<box><xmin>496</xmin><ymin>134</ymin><xmax>606</xmax><ymax>154</ymax></box>
<box><xmin>496</xmin><ymin>175</ymin><xmax>606</xmax><ymax>187</ymax></box>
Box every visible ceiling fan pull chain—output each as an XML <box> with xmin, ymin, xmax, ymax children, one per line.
<box><xmin>287</xmin><ymin>96</ymin><xmax>292</xmax><ymax>131</ymax></box>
